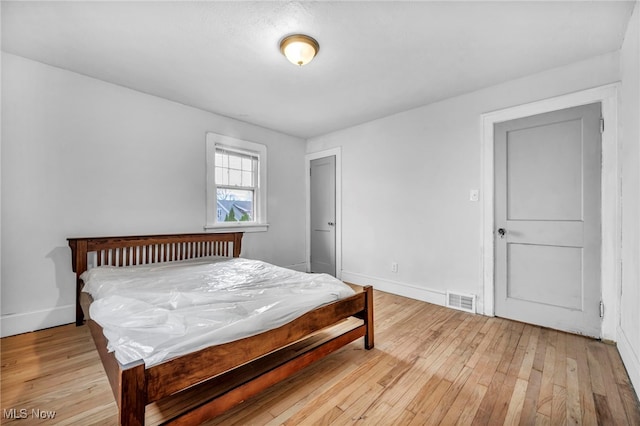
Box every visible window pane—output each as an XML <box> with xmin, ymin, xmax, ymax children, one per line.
<box><xmin>242</xmin><ymin>171</ymin><xmax>252</xmax><ymax>186</ymax></box>
<box><xmin>215</xmin><ymin>149</ymin><xmax>256</xmax><ymax>189</ymax></box>
<box><xmin>229</xmin><ymin>169</ymin><xmax>242</xmax><ymax>186</ymax></box>
<box><xmin>215</xmin><ymin>167</ymin><xmax>224</xmax><ymax>185</ymax></box>
<box><xmin>216</xmin><ymin>188</ymin><xmax>254</xmax><ymax>222</ymax></box>
<box><xmin>242</xmin><ymin>157</ymin><xmax>253</xmax><ymax>172</ymax></box>
<box><xmin>218</xmin><ymin>153</ymin><xmax>227</xmax><ymax>169</ymax></box>
<box><xmin>229</xmin><ymin>155</ymin><xmax>242</xmax><ymax>170</ymax></box>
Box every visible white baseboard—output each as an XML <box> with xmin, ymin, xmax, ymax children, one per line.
<box><xmin>340</xmin><ymin>271</ymin><xmax>447</xmax><ymax>306</ymax></box>
<box><xmin>616</xmin><ymin>326</ymin><xmax>640</xmax><ymax>394</ymax></box>
<box><xmin>0</xmin><ymin>304</ymin><xmax>75</xmax><ymax>338</ymax></box>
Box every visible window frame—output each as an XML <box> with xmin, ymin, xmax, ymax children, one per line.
<box><xmin>205</xmin><ymin>132</ymin><xmax>268</xmax><ymax>232</ymax></box>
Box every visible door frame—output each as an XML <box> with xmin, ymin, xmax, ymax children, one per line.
<box><xmin>306</xmin><ymin>147</ymin><xmax>342</xmax><ymax>278</ymax></box>
<box><xmin>481</xmin><ymin>83</ymin><xmax>620</xmax><ymax>341</ymax></box>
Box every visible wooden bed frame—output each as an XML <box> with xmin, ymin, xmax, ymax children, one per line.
<box><xmin>68</xmin><ymin>232</ymin><xmax>374</xmax><ymax>425</ymax></box>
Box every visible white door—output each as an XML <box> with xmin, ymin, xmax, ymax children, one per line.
<box><xmin>310</xmin><ymin>156</ymin><xmax>336</xmax><ymax>276</ymax></box>
<box><xmin>494</xmin><ymin>102</ymin><xmax>602</xmax><ymax>337</ymax></box>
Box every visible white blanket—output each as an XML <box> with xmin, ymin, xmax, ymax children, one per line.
<box><xmin>81</xmin><ymin>257</ymin><xmax>355</xmax><ymax>366</ymax></box>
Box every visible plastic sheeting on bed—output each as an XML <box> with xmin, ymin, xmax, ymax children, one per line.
<box><xmin>81</xmin><ymin>257</ymin><xmax>356</xmax><ymax>366</ymax></box>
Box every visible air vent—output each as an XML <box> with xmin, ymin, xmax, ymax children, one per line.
<box><xmin>446</xmin><ymin>291</ymin><xmax>476</xmax><ymax>314</ymax></box>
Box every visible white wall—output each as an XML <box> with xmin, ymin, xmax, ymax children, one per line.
<box><xmin>1</xmin><ymin>53</ymin><xmax>307</xmax><ymax>337</ymax></box>
<box><xmin>617</xmin><ymin>1</ymin><xmax>640</xmax><ymax>394</ymax></box>
<box><xmin>307</xmin><ymin>51</ymin><xmax>621</xmax><ymax>309</ymax></box>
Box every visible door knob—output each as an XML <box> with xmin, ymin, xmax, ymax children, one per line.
<box><xmin>498</xmin><ymin>228</ymin><xmax>506</xmax><ymax>238</ymax></box>
<box><xmin>328</xmin><ymin>222</ymin><xmax>335</xmax><ymax>226</ymax></box>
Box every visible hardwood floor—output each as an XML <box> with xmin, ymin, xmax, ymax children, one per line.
<box><xmin>2</xmin><ymin>290</ymin><xmax>639</xmax><ymax>425</ymax></box>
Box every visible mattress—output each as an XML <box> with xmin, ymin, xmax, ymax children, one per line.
<box><xmin>81</xmin><ymin>257</ymin><xmax>356</xmax><ymax>366</ymax></box>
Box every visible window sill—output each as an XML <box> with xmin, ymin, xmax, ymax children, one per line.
<box><xmin>203</xmin><ymin>223</ymin><xmax>269</xmax><ymax>233</ymax></box>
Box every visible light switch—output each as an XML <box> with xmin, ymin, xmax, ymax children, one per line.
<box><xmin>469</xmin><ymin>189</ymin><xmax>479</xmax><ymax>202</ymax></box>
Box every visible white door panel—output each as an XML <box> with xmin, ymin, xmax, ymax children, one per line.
<box><xmin>506</xmin><ymin>119</ymin><xmax>584</xmax><ymax>220</ymax></box>
<box><xmin>507</xmin><ymin>244</ymin><xmax>583</xmax><ymax>310</ymax></box>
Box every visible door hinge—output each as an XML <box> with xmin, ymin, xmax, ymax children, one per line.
<box><xmin>600</xmin><ymin>117</ymin><xmax>605</xmax><ymax>134</ymax></box>
<box><xmin>600</xmin><ymin>301</ymin><xmax>604</xmax><ymax>318</ymax></box>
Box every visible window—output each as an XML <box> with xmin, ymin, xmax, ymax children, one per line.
<box><xmin>205</xmin><ymin>133</ymin><xmax>268</xmax><ymax>231</ymax></box>
<box><xmin>215</xmin><ymin>149</ymin><xmax>257</xmax><ymax>222</ymax></box>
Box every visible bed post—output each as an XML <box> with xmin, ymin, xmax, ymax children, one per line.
<box><xmin>364</xmin><ymin>285</ymin><xmax>374</xmax><ymax>349</ymax></box>
<box><xmin>233</xmin><ymin>232</ymin><xmax>243</xmax><ymax>257</ymax></box>
<box><xmin>118</xmin><ymin>360</ymin><xmax>146</xmax><ymax>426</ymax></box>
<box><xmin>68</xmin><ymin>238</ymin><xmax>87</xmax><ymax>326</ymax></box>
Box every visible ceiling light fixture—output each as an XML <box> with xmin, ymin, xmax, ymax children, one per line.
<box><xmin>279</xmin><ymin>34</ymin><xmax>319</xmax><ymax>67</ymax></box>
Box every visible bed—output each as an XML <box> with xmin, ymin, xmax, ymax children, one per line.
<box><xmin>68</xmin><ymin>232</ymin><xmax>374</xmax><ymax>425</ymax></box>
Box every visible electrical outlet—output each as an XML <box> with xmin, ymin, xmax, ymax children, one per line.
<box><xmin>391</xmin><ymin>262</ymin><xmax>398</xmax><ymax>273</ymax></box>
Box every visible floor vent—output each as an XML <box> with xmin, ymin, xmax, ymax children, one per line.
<box><xmin>446</xmin><ymin>291</ymin><xmax>476</xmax><ymax>314</ymax></box>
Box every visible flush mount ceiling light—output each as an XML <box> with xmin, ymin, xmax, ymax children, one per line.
<box><xmin>279</xmin><ymin>34</ymin><xmax>320</xmax><ymax>66</ymax></box>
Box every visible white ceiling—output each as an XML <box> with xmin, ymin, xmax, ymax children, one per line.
<box><xmin>2</xmin><ymin>1</ymin><xmax>635</xmax><ymax>139</ymax></box>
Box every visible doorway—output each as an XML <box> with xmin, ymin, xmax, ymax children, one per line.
<box><xmin>481</xmin><ymin>84</ymin><xmax>620</xmax><ymax>340</ymax></box>
<box><xmin>310</xmin><ymin>156</ymin><xmax>336</xmax><ymax>275</ymax></box>
<box><xmin>306</xmin><ymin>148</ymin><xmax>342</xmax><ymax>278</ymax></box>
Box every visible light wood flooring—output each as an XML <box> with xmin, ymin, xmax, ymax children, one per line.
<box><xmin>2</xmin><ymin>290</ymin><xmax>639</xmax><ymax>425</ymax></box>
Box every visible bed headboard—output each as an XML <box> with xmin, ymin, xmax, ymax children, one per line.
<box><xmin>67</xmin><ymin>232</ymin><xmax>243</xmax><ymax>325</ymax></box>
